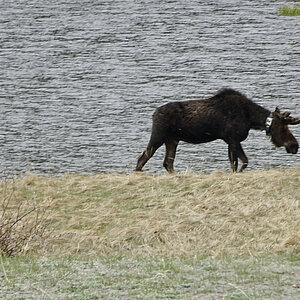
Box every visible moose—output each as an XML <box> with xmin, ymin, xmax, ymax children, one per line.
<box><xmin>136</xmin><ymin>89</ymin><xmax>300</xmax><ymax>173</ymax></box>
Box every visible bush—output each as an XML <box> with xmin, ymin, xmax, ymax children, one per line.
<box><xmin>0</xmin><ymin>181</ymin><xmax>49</xmax><ymax>257</ymax></box>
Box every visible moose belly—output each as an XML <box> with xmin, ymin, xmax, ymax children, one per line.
<box><xmin>177</xmin><ymin>129</ymin><xmax>218</xmax><ymax>144</ymax></box>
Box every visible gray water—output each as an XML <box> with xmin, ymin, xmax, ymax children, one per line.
<box><xmin>0</xmin><ymin>0</ymin><xmax>300</xmax><ymax>178</ymax></box>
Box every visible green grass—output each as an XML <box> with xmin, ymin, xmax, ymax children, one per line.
<box><xmin>279</xmin><ymin>5</ymin><xmax>300</xmax><ymax>16</ymax></box>
<box><xmin>1</xmin><ymin>255</ymin><xmax>300</xmax><ymax>299</ymax></box>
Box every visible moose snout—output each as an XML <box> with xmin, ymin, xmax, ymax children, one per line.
<box><xmin>285</xmin><ymin>142</ymin><xmax>299</xmax><ymax>154</ymax></box>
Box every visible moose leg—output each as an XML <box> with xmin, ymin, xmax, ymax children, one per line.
<box><xmin>236</xmin><ymin>144</ymin><xmax>248</xmax><ymax>172</ymax></box>
<box><xmin>136</xmin><ymin>144</ymin><xmax>161</xmax><ymax>171</ymax></box>
<box><xmin>135</xmin><ymin>137</ymin><xmax>164</xmax><ymax>172</ymax></box>
<box><xmin>228</xmin><ymin>143</ymin><xmax>248</xmax><ymax>172</ymax></box>
<box><xmin>228</xmin><ymin>144</ymin><xmax>238</xmax><ymax>172</ymax></box>
<box><xmin>163</xmin><ymin>139</ymin><xmax>179</xmax><ymax>173</ymax></box>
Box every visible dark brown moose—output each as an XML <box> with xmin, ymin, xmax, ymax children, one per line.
<box><xmin>136</xmin><ymin>89</ymin><xmax>300</xmax><ymax>173</ymax></box>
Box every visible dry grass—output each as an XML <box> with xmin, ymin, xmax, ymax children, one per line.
<box><xmin>0</xmin><ymin>168</ymin><xmax>299</xmax><ymax>258</ymax></box>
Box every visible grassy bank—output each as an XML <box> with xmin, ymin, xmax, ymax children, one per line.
<box><xmin>1</xmin><ymin>168</ymin><xmax>300</xmax><ymax>298</ymax></box>
<box><xmin>1</xmin><ymin>168</ymin><xmax>299</xmax><ymax>258</ymax></box>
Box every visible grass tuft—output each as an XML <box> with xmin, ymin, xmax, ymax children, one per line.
<box><xmin>279</xmin><ymin>5</ymin><xmax>300</xmax><ymax>16</ymax></box>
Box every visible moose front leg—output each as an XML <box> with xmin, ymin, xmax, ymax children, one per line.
<box><xmin>237</xmin><ymin>143</ymin><xmax>248</xmax><ymax>172</ymax></box>
<box><xmin>228</xmin><ymin>143</ymin><xmax>248</xmax><ymax>172</ymax></box>
<box><xmin>228</xmin><ymin>144</ymin><xmax>238</xmax><ymax>172</ymax></box>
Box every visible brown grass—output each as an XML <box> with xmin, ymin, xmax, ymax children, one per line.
<box><xmin>1</xmin><ymin>168</ymin><xmax>299</xmax><ymax>258</ymax></box>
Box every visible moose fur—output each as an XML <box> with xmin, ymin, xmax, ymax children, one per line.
<box><xmin>136</xmin><ymin>89</ymin><xmax>300</xmax><ymax>172</ymax></box>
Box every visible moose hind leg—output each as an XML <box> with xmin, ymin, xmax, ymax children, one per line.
<box><xmin>135</xmin><ymin>140</ymin><xmax>164</xmax><ymax>172</ymax></box>
<box><xmin>163</xmin><ymin>140</ymin><xmax>179</xmax><ymax>173</ymax></box>
<box><xmin>135</xmin><ymin>147</ymin><xmax>155</xmax><ymax>172</ymax></box>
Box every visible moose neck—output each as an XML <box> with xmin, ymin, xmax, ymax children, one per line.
<box><xmin>249</xmin><ymin>103</ymin><xmax>271</xmax><ymax>131</ymax></box>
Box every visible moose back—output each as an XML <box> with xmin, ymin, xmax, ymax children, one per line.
<box><xmin>136</xmin><ymin>89</ymin><xmax>300</xmax><ymax>172</ymax></box>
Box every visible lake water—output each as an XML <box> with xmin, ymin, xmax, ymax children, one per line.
<box><xmin>0</xmin><ymin>0</ymin><xmax>299</xmax><ymax>178</ymax></box>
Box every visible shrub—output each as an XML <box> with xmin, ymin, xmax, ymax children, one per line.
<box><xmin>0</xmin><ymin>181</ymin><xmax>49</xmax><ymax>257</ymax></box>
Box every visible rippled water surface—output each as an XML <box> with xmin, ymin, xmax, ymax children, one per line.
<box><xmin>1</xmin><ymin>0</ymin><xmax>299</xmax><ymax>178</ymax></box>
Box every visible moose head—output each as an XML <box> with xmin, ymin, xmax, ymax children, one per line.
<box><xmin>269</xmin><ymin>107</ymin><xmax>300</xmax><ymax>154</ymax></box>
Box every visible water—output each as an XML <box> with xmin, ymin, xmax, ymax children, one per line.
<box><xmin>0</xmin><ymin>0</ymin><xmax>299</xmax><ymax>178</ymax></box>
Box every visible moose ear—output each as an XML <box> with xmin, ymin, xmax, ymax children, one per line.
<box><xmin>272</xmin><ymin>107</ymin><xmax>281</xmax><ymax>118</ymax></box>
